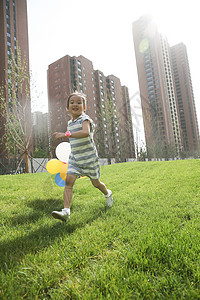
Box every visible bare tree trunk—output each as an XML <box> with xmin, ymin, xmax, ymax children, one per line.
<box><xmin>25</xmin><ymin>151</ymin><xmax>29</xmax><ymax>173</ymax></box>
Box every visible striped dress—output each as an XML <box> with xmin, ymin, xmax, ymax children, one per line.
<box><xmin>67</xmin><ymin>113</ymin><xmax>100</xmax><ymax>180</ymax></box>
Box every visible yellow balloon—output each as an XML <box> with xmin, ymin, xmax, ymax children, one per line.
<box><xmin>46</xmin><ymin>159</ymin><xmax>64</xmax><ymax>174</ymax></box>
<box><xmin>60</xmin><ymin>163</ymin><xmax>68</xmax><ymax>181</ymax></box>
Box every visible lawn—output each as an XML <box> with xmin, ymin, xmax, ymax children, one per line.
<box><xmin>0</xmin><ymin>160</ymin><xmax>200</xmax><ymax>299</ymax></box>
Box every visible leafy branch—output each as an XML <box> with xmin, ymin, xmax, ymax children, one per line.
<box><xmin>0</xmin><ymin>45</ymin><xmax>32</xmax><ymax>173</ymax></box>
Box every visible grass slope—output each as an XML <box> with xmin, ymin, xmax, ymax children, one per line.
<box><xmin>0</xmin><ymin>160</ymin><xmax>200</xmax><ymax>299</ymax></box>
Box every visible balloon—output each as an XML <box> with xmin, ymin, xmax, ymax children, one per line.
<box><xmin>46</xmin><ymin>159</ymin><xmax>64</xmax><ymax>174</ymax></box>
<box><xmin>55</xmin><ymin>173</ymin><xmax>65</xmax><ymax>187</ymax></box>
<box><xmin>60</xmin><ymin>163</ymin><xmax>68</xmax><ymax>181</ymax></box>
<box><xmin>55</xmin><ymin>142</ymin><xmax>71</xmax><ymax>163</ymax></box>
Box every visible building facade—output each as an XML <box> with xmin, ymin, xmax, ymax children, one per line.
<box><xmin>170</xmin><ymin>43</ymin><xmax>199</xmax><ymax>155</ymax></box>
<box><xmin>47</xmin><ymin>55</ymin><xmax>135</xmax><ymax>160</ymax></box>
<box><xmin>132</xmin><ymin>15</ymin><xmax>199</xmax><ymax>158</ymax></box>
<box><xmin>0</xmin><ymin>0</ymin><xmax>32</xmax><ymax>165</ymax></box>
<box><xmin>132</xmin><ymin>15</ymin><xmax>182</xmax><ymax>158</ymax></box>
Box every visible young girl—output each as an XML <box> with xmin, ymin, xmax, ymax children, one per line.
<box><xmin>52</xmin><ymin>92</ymin><xmax>113</xmax><ymax>221</ymax></box>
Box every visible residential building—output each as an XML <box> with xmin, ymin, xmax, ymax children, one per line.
<box><xmin>132</xmin><ymin>15</ymin><xmax>184</xmax><ymax>158</ymax></box>
<box><xmin>170</xmin><ymin>43</ymin><xmax>199</xmax><ymax>155</ymax></box>
<box><xmin>0</xmin><ymin>0</ymin><xmax>32</xmax><ymax>164</ymax></box>
<box><xmin>47</xmin><ymin>55</ymin><xmax>135</xmax><ymax>160</ymax></box>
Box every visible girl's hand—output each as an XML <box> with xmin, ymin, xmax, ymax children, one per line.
<box><xmin>52</xmin><ymin>132</ymin><xmax>65</xmax><ymax>140</ymax></box>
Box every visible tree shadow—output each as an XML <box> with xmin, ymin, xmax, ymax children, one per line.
<box><xmin>0</xmin><ymin>197</ymin><xmax>108</xmax><ymax>272</ymax></box>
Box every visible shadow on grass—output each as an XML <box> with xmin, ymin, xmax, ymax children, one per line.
<box><xmin>0</xmin><ymin>198</ymin><xmax>108</xmax><ymax>272</ymax></box>
<box><xmin>9</xmin><ymin>198</ymin><xmax>62</xmax><ymax>226</ymax></box>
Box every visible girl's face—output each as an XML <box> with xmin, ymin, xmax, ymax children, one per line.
<box><xmin>68</xmin><ymin>96</ymin><xmax>86</xmax><ymax>120</ymax></box>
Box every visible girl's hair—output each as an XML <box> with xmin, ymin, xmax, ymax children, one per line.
<box><xmin>67</xmin><ymin>92</ymin><xmax>87</xmax><ymax>110</ymax></box>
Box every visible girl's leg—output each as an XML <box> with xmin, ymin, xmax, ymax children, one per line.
<box><xmin>90</xmin><ymin>178</ymin><xmax>113</xmax><ymax>207</ymax></box>
<box><xmin>64</xmin><ymin>174</ymin><xmax>77</xmax><ymax>208</ymax></box>
<box><xmin>52</xmin><ymin>174</ymin><xmax>77</xmax><ymax>221</ymax></box>
<box><xmin>90</xmin><ymin>178</ymin><xmax>108</xmax><ymax>195</ymax></box>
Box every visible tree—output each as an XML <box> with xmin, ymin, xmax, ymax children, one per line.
<box><xmin>95</xmin><ymin>94</ymin><xmax>120</xmax><ymax>162</ymax></box>
<box><xmin>95</xmin><ymin>90</ymin><xmax>136</xmax><ymax>162</ymax></box>
<box><xmin>0</xmin><ymin>46</ymin><xmax>32</xmax><ymax>173</ymax></box>
<box><xmin>33</xmin><ymin>146</ymin><xmax>49</xmax><ymax>158</ymax></box>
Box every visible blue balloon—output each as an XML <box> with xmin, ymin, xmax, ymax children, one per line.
<box><xmin>55</xmin><ymin>173</ymin><xmax>65</xmax><ymax>187</ymax></box>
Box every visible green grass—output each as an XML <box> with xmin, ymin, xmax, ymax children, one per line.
<box><xmin>0</xmin><ymin>160</ymin><xmax>200</xmax><ymax>299</ymax></box>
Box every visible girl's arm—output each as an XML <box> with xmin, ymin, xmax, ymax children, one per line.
<box><xmin>70</xmin><ymin>120</ymin><xmax>90</xmax><ymax>138</ymax></box>
<box><xmin>52</xmin><ymin>132</ymin><xmax>65</xmax><ymax>140</ymax></box>
<box><xmin>53</xmin><ymin>120</ymin><xmax>91</xmax><ymax>140</ymax></box>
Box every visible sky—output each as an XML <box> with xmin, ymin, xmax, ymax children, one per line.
<box><xmin>27</xmin><ymin>0</ymin><xmax>200</xmax><ymax>144</ymax></box>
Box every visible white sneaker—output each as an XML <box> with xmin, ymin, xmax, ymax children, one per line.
<box><xmin>52</xmin><ymin>209</ymin><xmax>70</xmax><ymax>221</ymax></box>
<box><xmin>105</xmin><ymin>189</ymin><xmax>113</xmax><ymax>208</ymax></box>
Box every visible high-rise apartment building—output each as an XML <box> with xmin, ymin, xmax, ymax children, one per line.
<box><xmin>132</xmin><ymin>15</ymin><xmax>182</xmax><ymax>158</ymax></box>
<box><xmin>47</xmin><ymin>55</ymin><xmax>135</xmax><ymax>160</ymax></box>
<box><xmin>170</xmin><ymin>43</ymin><xmax>199</xmax><ymax>155</ymax></box>
<box><xmin>0</xmin><ymin>0</ymin><xmax>32</xmax><ymax>163</ymax></box>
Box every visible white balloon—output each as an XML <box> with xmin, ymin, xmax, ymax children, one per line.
<box><xmin>55</xmin><ymin>142</ymin><xmax>71</xmax><ymax>163</ymax></box>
